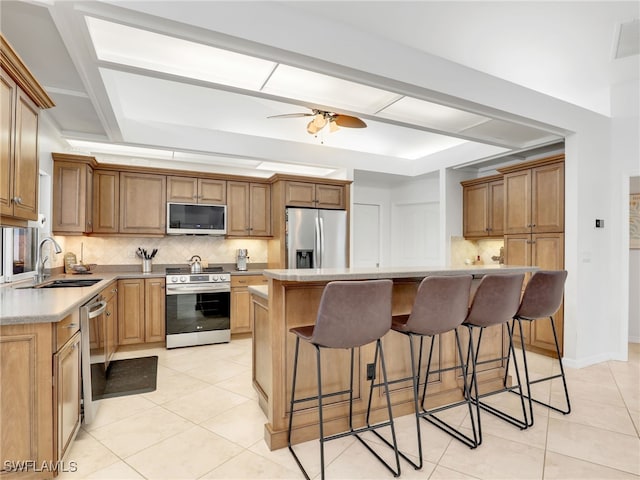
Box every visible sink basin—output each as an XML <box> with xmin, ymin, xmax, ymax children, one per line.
<box><xmin>34</xmin><ymin>279</ymin><xmax>102</xmax><ymax>289</ymax></box>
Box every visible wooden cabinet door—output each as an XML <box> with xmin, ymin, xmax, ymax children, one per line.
<box><xmin>53</xmin><ymin>331</ymin><xmax>81</xmax><ymax>462</ymax></box>
<box><xmin>198</xmin><ymin>178</ymin><xmax>226</xmax><ymax>204</ymax></box>
<box><xmin>488</xmin><ymin>180</ymin><xmax>504</xmax><ymax>236</ymax></box>
<box><xmin>12</xmin><ymin>88</ymin><xmax>39</xmax><ymax>221</ymax></box>
<box><xmin>119</xmin><ymin>172</ymin><xmax>166</xmax><ymax>234</ymax></box>
<box><xmin>504</xmin><ymin>234</ymin><xmax>532</xmax><ymax>344</ymax></box>
<box><xmin>249</xmin><ymin>183</ymin><xmax>271</xmax><ymax>236</ymax></box>
<box><xmin>85</xmin><ymin>166</ymin><xmax>93</xmax><ymax>233</ymax></box>
<box><xmin>532</xmin><ymin>163</ymin><xmax>564</xmax><ymax>233</ymax></box>
<box><xmin>167</xmin><ymin>176</ymin><xmax>198</xmax><ymax>203</ymax></box>
<box><xmin>118</xmin><ymin>279</ymin><xmax>145</xmax><ymax>345</ymax></box>
<box><xmin>315</xmin><ymin>184</ymin><xmax>345</xmax><ymax>209</ymax></box>
<box><xmin>231</xmin><ymin>275</ymin><xmax>267</xmax><ymax>333</ymax></box>
<box><xmin>463</xmin><ymin>183</ymin><xmax>489</xmax><ymax>237</ymax></box>
<box><xmin>284</xmin><ymin>181</ymin><xmax>316</xmax><ymax>207</ymax></box>
<box><xmin>145</xmin><ymin>278</ymin><xmax>165</xmax><ymax>343</ymax></box>
<box><xmin>0</xmin><ymin>322</ymin><xmax>54</xmax><ymax>470</ymax></box>
<box><xmin>231</xmin><ymin>288</ymin><xmax>251</xmax><ymax>333</ymax></box>
<box><xmin>227</xmin><ymin>181</ymin><xmax>250</xmax><ymax>236</ymax></box>
<box><xmin>53</xmin><ymin>161</ymin><xmax>91</xmax><ymax>234</ymax></box>
<box><xmin>0</xmin><ymin>68</ymin><xmax>16</xmax><ymax>217</ymax></box>
<box><xmin>93</xmin><ymin>170</ymin><xmax>120</xmax><ymax>234</ymax></box>
<box><xmin>530</xmin><ymin>233</ymin><xmax>565</xmax><ymax>354</ymax></box>
<box><xmin>504</xmin><ymin>169</ymin><xmax>531</xmax><ymax>234</ymax></box>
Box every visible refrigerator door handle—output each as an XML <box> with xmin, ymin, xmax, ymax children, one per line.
<box><xmin>315</xmin><ymin>216</ymin><xmax>321</xmax><ymax>268</ymax></box>
<box><xmin>319</xmin><ymin>217</ymin><xmax>325</xmax><ymax>268</ymax></box>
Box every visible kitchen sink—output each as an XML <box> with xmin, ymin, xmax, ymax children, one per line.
<box><xmin>32</xmin><ymin>279</ymin><xmax>102</xmax><ymax>289</ymax></box>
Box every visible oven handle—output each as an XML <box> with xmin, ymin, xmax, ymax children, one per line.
<box><xmin>166</xmin><ymin>285</ymin><xmax>230</xmax><ymax>294</ymax></box>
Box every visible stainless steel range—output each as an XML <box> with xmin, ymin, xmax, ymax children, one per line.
<box><xmin>165</xmin><ymin>267</ymin><xmax>231</xmax><ymax>348</ymax></box>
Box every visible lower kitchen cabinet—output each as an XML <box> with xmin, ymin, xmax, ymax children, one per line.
<box><xmin>231</xmin><ymin>274</ymin><xmax>268</xmax><ymax>334</ymax></box>
<box><xmin>0</xmin><ymin>312</ymin><xmax>81</xmax><ymax>478</ymax></box>
<box><xmin>505</xmin><ymin>232</ymin><xmax>565</xmax><ymax>356</ymax></box>
<box><xmin>118</xmin><ymin>277</ymin><xmax>165</xmax><ymax>345</ymax></box>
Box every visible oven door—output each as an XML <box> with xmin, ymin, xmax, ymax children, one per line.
<box><xmin>165</xmin><ymin>284</ymin><xmax>230</xmax><ymax>336</ymax></box>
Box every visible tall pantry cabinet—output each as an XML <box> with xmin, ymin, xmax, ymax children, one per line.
<box><xmin>500</xmin><ymin>155</ymin><xmax>565</xmax><ymax>356</ymax></box>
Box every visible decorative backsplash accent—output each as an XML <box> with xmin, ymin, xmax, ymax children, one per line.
<box><xmin>51</xmin><ymin>236</ymin><xmax>268</xmax><ymax>268</ymax></box>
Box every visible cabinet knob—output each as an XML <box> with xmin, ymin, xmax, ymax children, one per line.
<box><xmin>106</xmin><ymin>311</ymin><xmax>111</xmax><ymax>317</ymax></box>
<box><xmin>64</xmin><ymin>323</ymin><xmax>78</xmax><ymax>329</ymax></box>
<box><xmin>12</xmin><ymin>196</ymin><xmax>22</xmax><ymax>205</ymax></box>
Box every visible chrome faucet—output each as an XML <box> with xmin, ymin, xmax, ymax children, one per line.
<box><xmin>35</xmin><ymin>236</ymin><xmax>62</xmax><ymax>283</ymax></box>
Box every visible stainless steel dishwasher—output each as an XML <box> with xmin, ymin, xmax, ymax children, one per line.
<box><xmin>79</xmin><ymin>293</ymin><xmax>107</xmax><ymax>424</ymax></box>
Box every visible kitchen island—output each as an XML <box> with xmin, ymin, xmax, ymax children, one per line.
<box><xmin>254</xmin><ymin>265</ymin><xmax>536</xmax><ymax>450</ymax></box>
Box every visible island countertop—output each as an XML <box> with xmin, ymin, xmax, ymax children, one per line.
<box><xmin>262</xmin><ymin>264</ymin><xmax>536</xmax><ymax>282</ymax></box>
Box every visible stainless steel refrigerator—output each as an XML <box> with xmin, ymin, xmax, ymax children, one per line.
<box><xmin>286</xmin><ymin>208</ymin><xmax>347</xmax><ymax>269</ymax></box>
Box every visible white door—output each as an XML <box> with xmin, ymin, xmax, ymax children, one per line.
<box><xmin>353</xmin><ymin>203</ymin><xmax>380</xmax><ymax>267</ymax></box>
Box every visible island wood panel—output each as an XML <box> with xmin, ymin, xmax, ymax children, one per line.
<box><xmin>264</xmin><ymin>277</ymin><xmax>509</xmax><ymax>450</ymax></box>
<box><xmin>251</xmin><ymin>292</ymin><xmax>271</xmax><ymax>414</ymax></box>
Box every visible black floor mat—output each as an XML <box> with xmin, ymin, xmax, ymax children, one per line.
<box><xmin>91</xmin><ymin>356</ymin><xmax>158</xmax><ymax>400</ymax></box>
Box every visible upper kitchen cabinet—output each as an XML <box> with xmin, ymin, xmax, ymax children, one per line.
<box><xmin>167</xmin><ymin>176</ymin><xmax>226</xmax><ymax>204</ymax></box>
<box><xmin>52</xmin><ymin>155</ymin><xmax>94</xmax><ymax>234</ymax></box>
<box><xmin>93</xmin><ymin>169</ymin><xmax>120</xmax><ymax>234</ymax></box>
<box><xmin>461</xmin><ymin>174</ymin><xmax>503</xmax><ymax>238</ymax></box>
<box><xmin>0</xmin><ymin>35</ymin><xmax>54</xmax><ymax>226</ymax></box>
<box><xmin>227</xmin><ymin>181</ymin><xmax>271</xmax><ymax>237</ymax></box>
<box><xmin>119</xmin><ymin>172</ymin><xmax>166</xmax><ymax>235</ymax></box>
<box><xmin>500</xmin><ymin>155</ymin><xmax>564</xmax><ymax>234</ymax></box>
<box><xmin>284</xmin><ymin>181</ymin><xmax>346</xmax><ymax>209</ymax></box>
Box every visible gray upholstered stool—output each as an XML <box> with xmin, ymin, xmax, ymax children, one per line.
<box><xmin>369</xmin><ymin>275</ymin><xmax>477</xmax><ymax>471</ymax></box>
<box><xmin>463</xmin><ymin>273</ymin><xmax>528</xmax><ymax>442</ymax></box>
<box><xmin>510</xmin><ymin>270</ymin><xmax>570</xmax><ymax>426</ymax></box>
<box><xmin>287</xmin><ymin>280</ymin><xmax>400</xmax><ymax>480</ymax></box>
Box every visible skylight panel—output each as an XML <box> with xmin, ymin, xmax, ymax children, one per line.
<box><xmin>263</xmin><ymin>65</ymin><xmax>401</xmax><ymax>114</ymax></box>
<box><xmin>377</xmin><ymin>97</ymin><xmax>489</xmax><ymax>133</ymax></box>
<box><xmin>85</xmin><ymin>17</ymin><xmax>276</xmax><ymax>90</ymax></box>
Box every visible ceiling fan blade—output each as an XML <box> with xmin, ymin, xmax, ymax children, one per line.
<box><xmin>267</xmin><ymin>113</ymin><xmax>314</xmax><ymax>119</ymax></box>
<box><xmin>334</xmin><ymin>114</ymin><xmax>367</xmax><ymax>128</ymax></box>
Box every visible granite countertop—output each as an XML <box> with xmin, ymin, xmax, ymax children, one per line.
<box><xmin>248</xmin><ymin>285</ymin><xmax>268</xmax><ymax>299</ymax></box>
<box><xmin>0</xmin><ymin>270</ymin><xmax>164</xmax><ymax>326</ymax></box>
<box><xmin>263</xmin><ymin>265</ymin><xmax>538</xmax><ymax>282</ymax></box>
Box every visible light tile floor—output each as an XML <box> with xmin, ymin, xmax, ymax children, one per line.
<box><xmin>60</xmin><ymin>340</ymin><xmax>640</xmax><ymax>480</ymax></box>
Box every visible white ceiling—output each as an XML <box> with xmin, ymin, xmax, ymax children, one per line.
<box><xmin>1</xmin><ymin>1</ymin><xmax>637</xmax><ymax>179</ymax></box>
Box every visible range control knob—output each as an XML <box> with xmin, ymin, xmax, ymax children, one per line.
<box><xmin>179</xmin><ymin>276</ymin><xmax>187</xmax><ymax>283</ymax></box>
<box><xmin>171</xmin><ymin>276</ymin><xmax>179</xmax><ymax>283</ymax></box>
<box><xmin>212</xmin><ymin>275</ymin><xmax>219</xmax><ymax>282</ymax></box>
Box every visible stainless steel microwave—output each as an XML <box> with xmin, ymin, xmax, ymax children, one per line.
<box><xmin>166</xmin><ymin>203</ymin><xmax>227</xmax><ymax>235</ymax></box>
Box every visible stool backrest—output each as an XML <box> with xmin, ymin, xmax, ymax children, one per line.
<box><xmin>310</xmin><ymin>279</ymin><xmax>393</xmax><ymax>349</ymax></box>
<box><xmin>404</xmin><ymin>275</ymin><xmax>473</xmax><ymax>335</ymax></box>
<box><xmin>465</xmin><ymin>273</ymin><xmax>525</xmax><ymax>327</ymax></box>
<box><xmin>516</xmin><ymin>270</ymin><xmax>568</xmax><ymax>319</ymax></box>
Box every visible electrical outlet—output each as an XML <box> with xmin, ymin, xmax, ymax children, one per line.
<box><xmin>366</xmin><ymin>363</ymin><xmax>375</xmax><ymax>381</ymax></box>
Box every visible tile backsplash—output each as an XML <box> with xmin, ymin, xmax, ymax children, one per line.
<box><xmin>51</xmin><ymin>236</ymin><xmax>268</xmax><ymax>268</ymax></box>
<box><xmin>450</xmin><ymin>236</ymin><xmax>504</xmax><ymax>266</ymax></box>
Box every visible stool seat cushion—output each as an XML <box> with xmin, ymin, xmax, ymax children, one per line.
<box><xmin>290</xmin><ymin>325</ymin><xmax>315</xmax><ymax>341</ymax></box>
<box><xmin>464</xmin><ymin>274</ymin><xmax>524</xmax><ymax>327</ymax></box>
<box><xmin>516</xmin><ymin>270</ymin><xmax>567</xmax><ymax>320</ymax></box>
<box><xmin>391</xmin><ymin>314</ymin><xmax>411</xmax><ymax>332</ymax></box>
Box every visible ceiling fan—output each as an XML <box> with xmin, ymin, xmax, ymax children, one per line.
<box><xmin>268</xmin><ymin>109</ymin><xmax>367</xmax><ymax>134</ymax></box>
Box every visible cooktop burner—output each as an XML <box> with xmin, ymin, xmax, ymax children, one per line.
<box><xmin>165</xmin><ymin>266</ymin><xmax>225</xmax><ymax>275</ymax></box>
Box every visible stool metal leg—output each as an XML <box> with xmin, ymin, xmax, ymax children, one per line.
<box><xmin>287</xmin><ymin>336</ymin><xmax>311</xmax><ymax>479</ymax></box>
<box><xmin>467</xmin><ymin>323</ymin><xmax>529</xmax><ymax>430</ymax></box>
<box><xmin>514</xmin><ymin>316</ymin><xmax>571</xmax><ymax>427</ymax></box>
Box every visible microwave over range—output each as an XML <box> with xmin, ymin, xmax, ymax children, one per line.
<box><xmin>167</xmin><ymin>202</ymin><xmax>227</xmax><ymax>235</ymax></box>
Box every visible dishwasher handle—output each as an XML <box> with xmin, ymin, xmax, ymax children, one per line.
<box><xmin>87</xmin><ymin>300</ymin><xmax>107</xmax><ymax>319</ymax></box>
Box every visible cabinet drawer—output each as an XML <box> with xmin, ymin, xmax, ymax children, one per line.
<box><xmin>231</xmin><ymin>275</ymin><xmax>267</xmax><ymax>287</ymax></box>
<box><xmin>56</xmin><ymin>312</ymin><xmax>80</xmax><ymax>351</ymax></box>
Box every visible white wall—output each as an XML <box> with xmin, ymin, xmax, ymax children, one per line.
<box><xmin>353</xmin><ymin>173</ymin><xmax>440</xmax><ymax>267</ymax></box>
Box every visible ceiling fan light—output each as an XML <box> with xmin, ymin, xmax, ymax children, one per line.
<box><xmin>306</xmin><ymin>120</ymin><xmax>319</xmax><ymax>134</ymax></box>
<box><xmin>313</xmin><ymin>113</ymin><xmax>327</xmax><ymax>129</ymax></box>
<box><xmin>329</xmin><ymin>120</ymin><xmax>339</xmax><ymax>133</ymax></box>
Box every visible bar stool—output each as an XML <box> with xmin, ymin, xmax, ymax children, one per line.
<box><xmin>463</xmin><ymin>273</ymin><xmax>528</xmax><ymax>439</ymax></box>
<box><xmin>510</xmin><ymin>270</ymin><xmax>570</xmax><ymax>426</ymax></box>
<box><xmin>367</xmin><ymin>275</ymin><xmax>476</xmax><ymax>471</ymax></box>
<box><xmin>287</xmin><ymin>280</ymin><xmax>400</xmax><ymax>480</ymax></box>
